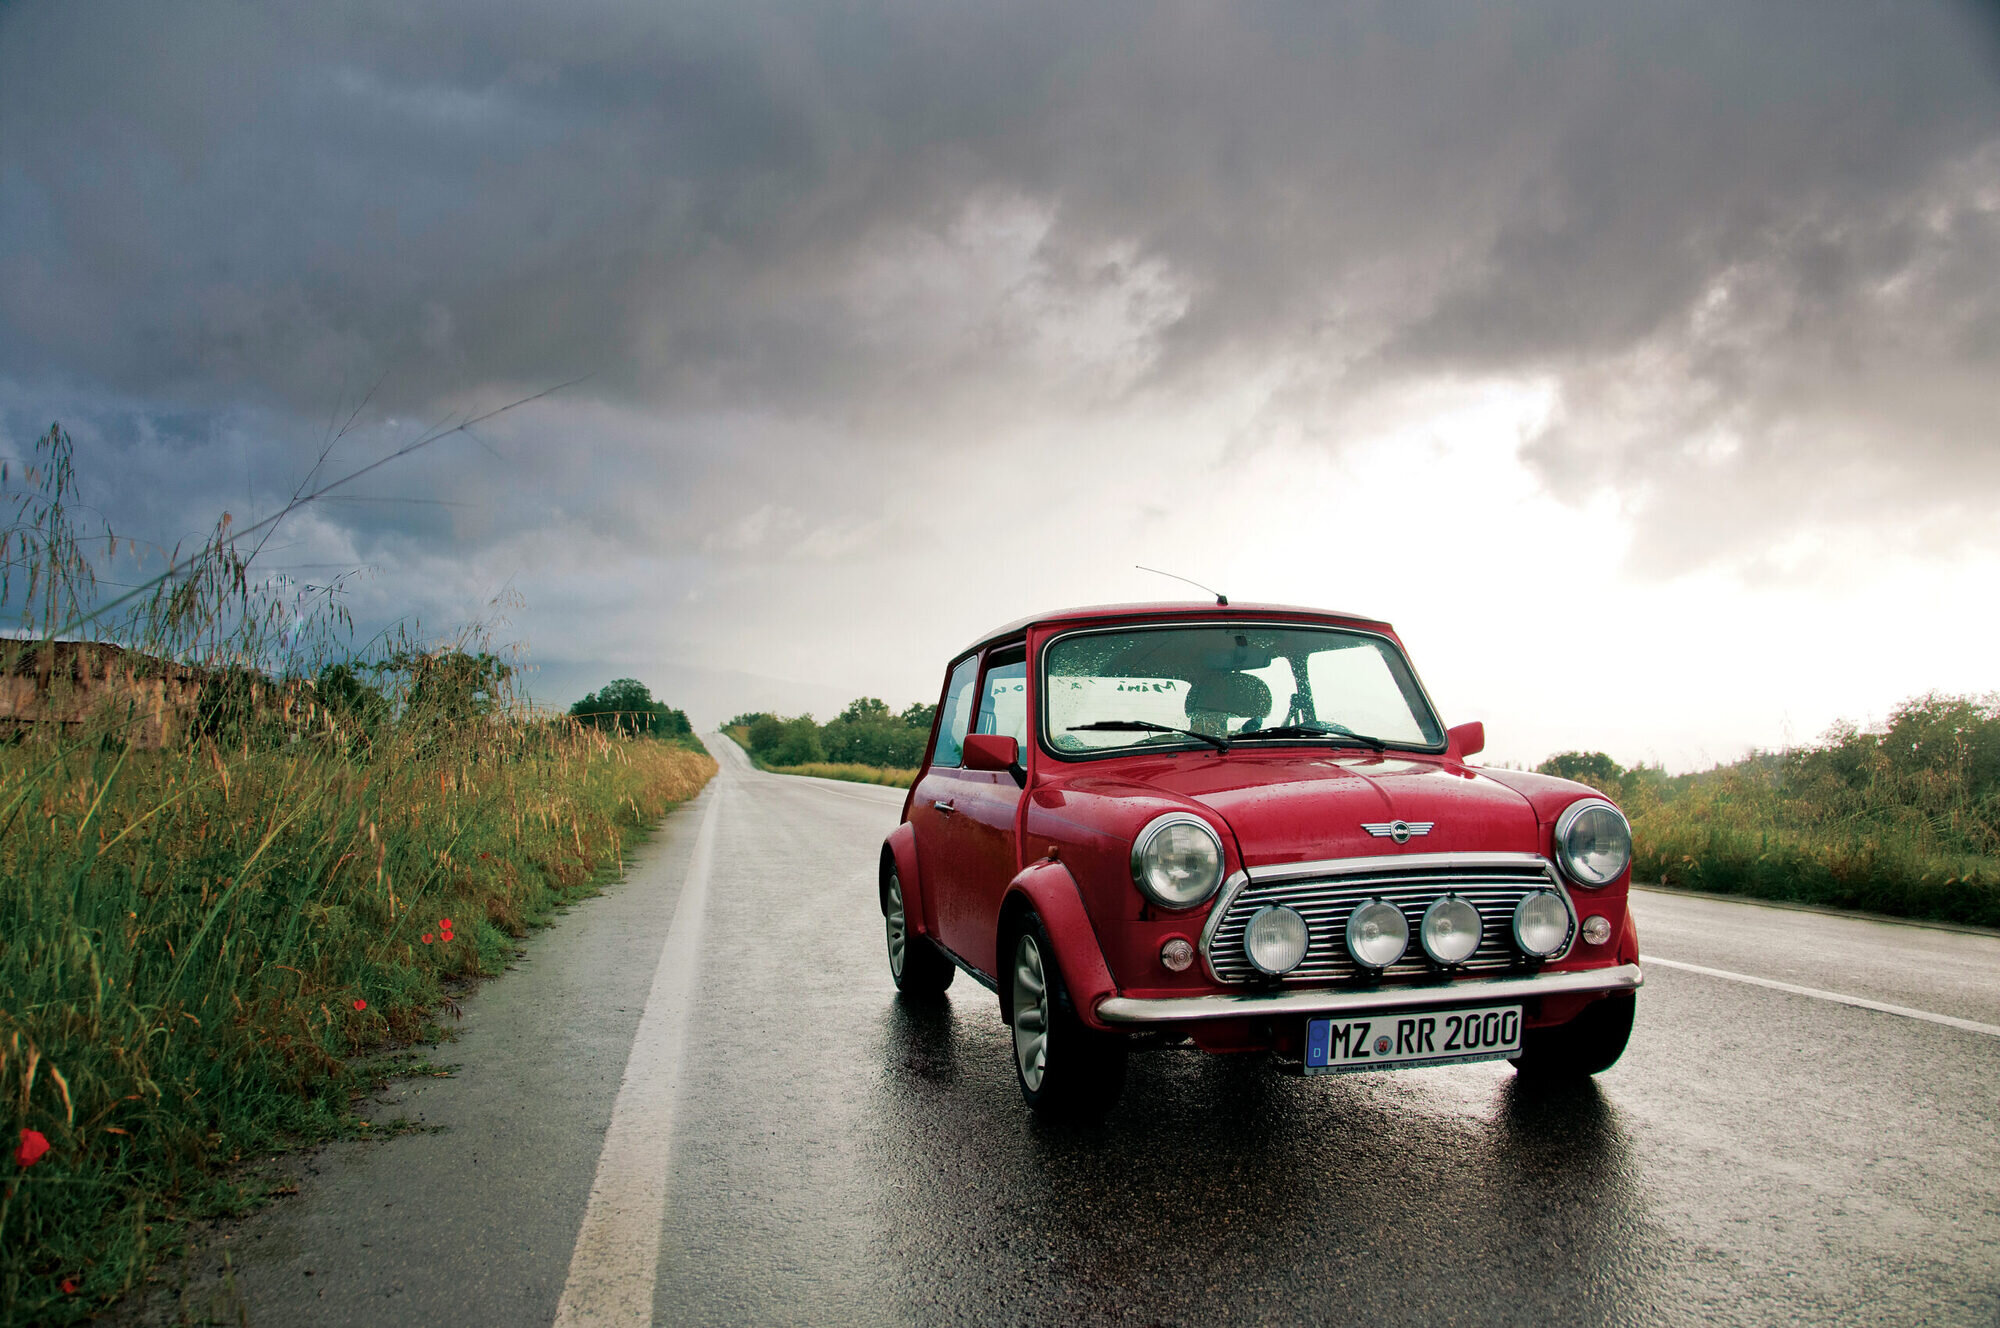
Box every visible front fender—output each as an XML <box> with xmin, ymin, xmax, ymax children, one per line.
<box><xmin>1001</xmin><ymin>860</ymin><xmax>1120</xmax><ymax>1033</ymax></box>
<box><xmin>880</xmin><ymin>824</ymin><xmax>931</xmax><ymax>937</ymax></box>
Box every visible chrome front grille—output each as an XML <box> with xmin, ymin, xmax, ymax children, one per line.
<box><xmin>1202</xmin><ymin>853</ymin><xmax>1573</xmax><ymax>985</ymax></box>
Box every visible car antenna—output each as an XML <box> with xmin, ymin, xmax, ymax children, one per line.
<box><xmin>1135</xmin><ymin>565</ymin><xmax>1228</xmax><ymax>606</ymax></box>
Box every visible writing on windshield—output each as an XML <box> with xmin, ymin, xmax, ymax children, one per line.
<box><xmin>1043</xmin><ymin>626</ymin><xmax>1442</xmax><ymax>756</ymax></box>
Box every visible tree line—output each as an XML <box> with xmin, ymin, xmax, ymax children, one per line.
<box><xmin>1538</xmin><ymin>691</ymin><xmax>2000</xmax><ymax>857</ymax></box>
<box><xmin>729</xmin><ymin>697</ymin><xmax>937</xmax><ymax>769</ymax></box>
<box><xmin>1539</xmin><ymin>691</ymin><xmax>2000</xmax><ymax>924</ymax></box>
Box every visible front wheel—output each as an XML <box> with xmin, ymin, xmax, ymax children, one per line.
<box><xmin>1007</xmin><ymin>914</ymin><xmax>1126</xmax><ymax>1118</ymax></box>
<box><xmin>885</xmin><ymin>871</ymin><xmax>953</xmax><ymax>997</ymax></box>
<box><xmin>1511</xmin><ymin>993</ymin><xmax>1635</xmax><ymax>1077</ymax></box>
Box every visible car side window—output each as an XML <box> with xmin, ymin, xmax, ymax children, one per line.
<box><xmin>933</xmin><ymin>655</ymin><xmax>981</xmax><ymax>768</ymax></box>
<box><xmin>975</xmin><ymin>650</ymin><xmax>1029</xmax><ymax>748</ymax></box>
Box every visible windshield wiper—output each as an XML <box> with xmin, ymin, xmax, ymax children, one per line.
<box><xmin>1234</xmin><ymin>723</ymin><xmax>1387</xmax><ymax>751</ymax></box>
<box><xmin>1066</xmin><ymin>720</ymin><xmax>1230</xmax><ymax>753</ymax></box>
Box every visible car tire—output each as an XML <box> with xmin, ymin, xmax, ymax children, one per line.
<box><xmin>1511</xmin><ymin>993</ymin><xmax>1635</xmax><ymax>1077</ymax></box>
<box><xmin>885</xmin><ymin>869</ymin><xmax>954</xmax><ymax>997</ymax></box>
<box><xmin>1005</xmin><ymin>912</ymin><xmax>1127</xmax><ymax>1119</ymax></box>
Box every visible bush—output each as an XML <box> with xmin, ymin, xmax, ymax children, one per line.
<box><xmin>189</xmin><ymin>666</ymin><xmax>281</xmax><ymax>750</ymax></box>
<box><xmin>746</xmin><ymin>713</ymin><xmax>785</xmax><ymax>754</ymax></box>
<box><xmin>570</xmin><ymin>679</ymin><xmax>694</xmax><ymax>743</ymax></box>
<box><xmin>393</xmin><ymin>648</ymin><xmax>511</xmax><ymax>724</ymax></box>
<box><xmin>740</xmin><ymin>698</ymin><xmax>933</xmax><ymax>771</ymax></box>
<box><xmin>769</xmin><ymin>715</ymin><xmax>825</xmax><ymax>766</ymax></box>
<box><xmin>820</xmin><ymin>716</ymin><xmax>927</xmax><ymax>767</ymax></box>
<box><xmin>1558</xmin><ymin>693</ymin><xmax>2000</xmax><ymax>926</ymax></box>
<box><xmin>1536</xmin><ymin>750</ymin><xmax>1626</xmax><ymax>790</ymax></box>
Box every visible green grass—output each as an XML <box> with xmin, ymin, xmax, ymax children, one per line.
<box><xmin>0</xmin><ymin>724</ymin><xmax>715</xmax><ymax>1323</ymax></box>
<box><xmin>767</xmin><ymin>761</ymin><xmax>915</xmax><ymax>788</ymax></box>
<box><xmin>1548</xmin><ymin>694</ymin><xmax>2000</xmax><ymax>930</ymax></box>
<box><xmin>0</xmin><ymin>415</ymin><xmax>727</xmax><ymax>1321</ymax></box>
<box><xmin>1631</xmin><ymin>775</ymin><xmax>2000</xmax><ymax>928</ymax></box>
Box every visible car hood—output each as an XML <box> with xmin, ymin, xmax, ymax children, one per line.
<box><xmin>1120</xmin><ymin>752</ymin><xmax>1544</xmax><ymax>866</ymax></box>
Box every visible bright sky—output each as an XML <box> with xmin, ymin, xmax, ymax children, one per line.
<box><xmin>3</xmin><ymin>1</ymin><xmax>1997</xmax><ymax>771</ymax></box>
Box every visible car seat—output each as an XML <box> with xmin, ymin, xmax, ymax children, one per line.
<box><xmin>1185</xmin><ymin>671</ymin><xmax>1273</xmax><ymax>736</ymax></box>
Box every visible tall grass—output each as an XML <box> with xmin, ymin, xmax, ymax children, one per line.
<box><xmin>0</xmin><ymin>423</ymin><xmax>715</xmax><ymax>1323</ymax></box>
<box><xmin>1551</xmin><ymin>692</ymin><xmax>2000</xmax><ymax>927</ymax></box>
<box><xmin>1631</xmin><ymin>762</ymin><xmax>2000</xmax><ymax>927</ymax></box>
<box><xmin>761</xmin><ymin>759</ymin><xmax>916</xmax><ymax>788</ymax></box>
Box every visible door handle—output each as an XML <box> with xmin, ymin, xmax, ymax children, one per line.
<box><xmin>935</xmin><ymin>800</ymin><xmax>956</xmax><ymax>816</ymax></box>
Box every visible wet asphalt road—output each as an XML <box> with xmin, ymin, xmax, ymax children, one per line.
<box><xmin>180</xmin><ymin>737</ymin><xmax>2000</xmax><ymax>1327</ymax></box>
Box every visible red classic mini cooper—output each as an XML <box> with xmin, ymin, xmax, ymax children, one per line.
<box><xmin>879</xmin><ymin>602</ymin><xmax>1642</xmax><ymax>1116</ymax></box>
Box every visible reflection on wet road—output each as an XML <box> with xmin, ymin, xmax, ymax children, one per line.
<box><xmin>217</xmin><ymin>739</ymin><xmax>2000</xmax><ymax>1326</ymax></box>
<box><xmin>657</xmin><ymin>742</ymin><xmax>2000</xmax><ymax>1327</ymax></box>
<box><xmin>864</xmin><ymin>1000</ymin><xmax>1657</xmax><ymax>1328</ymax></box>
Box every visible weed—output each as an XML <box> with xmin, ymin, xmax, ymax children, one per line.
<box><xmin>1545</xmin><ymin>694</ymin><xmax>2000</xmax><ymax>927</ymax></box>
<box><xmin>0</xmin><ymin>422</ymin><xmax>715</xmax><ymax>1323</ymax></box>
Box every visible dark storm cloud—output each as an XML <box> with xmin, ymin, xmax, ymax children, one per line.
<box><xmin>3</xmin><ymin>0</ymin><xmax>1998</xmax><ymax>586</ymax></box>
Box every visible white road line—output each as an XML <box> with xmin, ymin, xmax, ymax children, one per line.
<box><xmin>1648</xmin><ymin>956</ymin><xmax>2000</xmax><ymax>1039</ymax></box>
<box><xmin>552</xmin><ymin>776</ymin><xmax>724</xmax><ymax>1327</ymax></box>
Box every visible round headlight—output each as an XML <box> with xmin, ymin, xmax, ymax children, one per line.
<box><xmin>1555</xmin><ymin>800</ymin><xmax>1632</xmax><ymax>887</ymax></box>
<box><xmin>1512</xmin><ymin>890</ymin><xmax>1570</xmax><ymax>958</ymax></box>
<box><xmin>1419</xmin><ymin>896</ymin><xmax>1482</xmax><ymax>966</ymax></box>
<box><xmin>1243</xmin><ymin>905</ymin><xmax>1310</xmax><ymax>976</ymax></box>
<box><xmin>1345</xmin><ymin>899</ymin><xmax>1409</xmax><ymax>970</ymax></box>
<box><xmin>1130</xmin><ymin>815</ymin><xmax>1225</xmax><ymax>908</ymax></box>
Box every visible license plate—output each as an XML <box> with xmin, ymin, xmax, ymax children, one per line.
<box><xmin>1303</xmin><ymin>1004</ymin><xmax>1522</xmax><ymax>1074</ymax></box>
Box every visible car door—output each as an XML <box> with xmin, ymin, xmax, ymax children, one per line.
<box><xmin>935</xmin><ymin>644</ymin><xmax>1029</xmax><ymax>977</ymax></box>
<box><xmin>909</xmin><ymin>653</ymin><xmax>982</xmax><ymax>949</ymax></box>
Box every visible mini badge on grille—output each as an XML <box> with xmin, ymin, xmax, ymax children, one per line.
<box><xmin>1362</xmin><ymin>820</ymin><xmax>1434</xmax><ymax>844</ymax></box>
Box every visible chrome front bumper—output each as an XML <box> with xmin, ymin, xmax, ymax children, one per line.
<box><xmin>1093</xmin><ymin>962</ymin><xmax>1643</xmax><ymax>1026</ymax></box>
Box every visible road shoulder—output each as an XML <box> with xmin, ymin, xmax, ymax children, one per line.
<box><xmin>1634</xmin><ymin>882</ymin><xmax>2000</xmax><ymax>938</ymax></box>
<box><xmin>110</xmin><ymin>780</ymin><xmax>722</xmax><ymax>1327</ymax></box>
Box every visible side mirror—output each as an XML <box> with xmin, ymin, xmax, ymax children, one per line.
<box><xmin>962</xmin><ymin>733</ymin><xmax>1020</xmax><ymax>774</ymax></box>
<box><xmin>1446</xmin><ymin>721</ymin><xmax>1485</xmax><ymax>762</ymax></box>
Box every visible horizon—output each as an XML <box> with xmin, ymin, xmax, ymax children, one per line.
<box><xmin>5</xmin><ymin>0</ymin><xmax>1996</xmax><ymax>776</ymax></box>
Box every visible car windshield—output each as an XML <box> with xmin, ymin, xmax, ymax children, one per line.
<box><xmin>1043</xmin><ymin>623</ymin><xmax>1445</xmax><ymax>756</ymax></box>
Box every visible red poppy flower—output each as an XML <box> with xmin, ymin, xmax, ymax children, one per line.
<box><xmin>440</xmin><ymin>930</ymin><xmax>455</xmax><ymax>943</ymax></box>
<box><xmin>440</xmin><ymin>918</ymin><xmax>453</xmax><ymax>929</ymax></box>
<box><xmin>61</xmin><ymin>1277</ymin><xmax>77</xmax><ymax>1294</ymax></box>
<box><xmin>15</xmin><ymin>1128</ymin><xmax>49</xmax><ymax>1168</ymax></box>
<box><xmin>421</xmin><ymin>933</ymin><xmax>434</xmax><ymax>944</ymax></box>
<box><xmin>352</xmin><ymin>999</ymin><xmax>367</xmax><ymax>1011</ymax></box>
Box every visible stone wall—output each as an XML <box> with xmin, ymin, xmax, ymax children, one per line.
<box><xmin>0</xmin><ymin>641</ymin><xmax>209</xmax><ymax>748</ymax></box>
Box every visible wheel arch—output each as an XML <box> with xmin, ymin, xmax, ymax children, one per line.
<box><xmin>997</xmin><ymin>861</ymin><xmax>1120</xmax><ymax>1031</ymax></box>
<box><xmin>881</xmin><ymin>823</ymin><xmax>923</xmax><ymax>923</ymax></box>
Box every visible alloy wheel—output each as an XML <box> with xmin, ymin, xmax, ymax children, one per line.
<box><xmin>1012</xmin><ymin>932</ymin><xmax>1050</xmax><ymax>1091</ymax></box>
<box><xmin>885</xmin><ymin>874</ymin><xmax>908</xmax><ymax>978</ymax></box>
